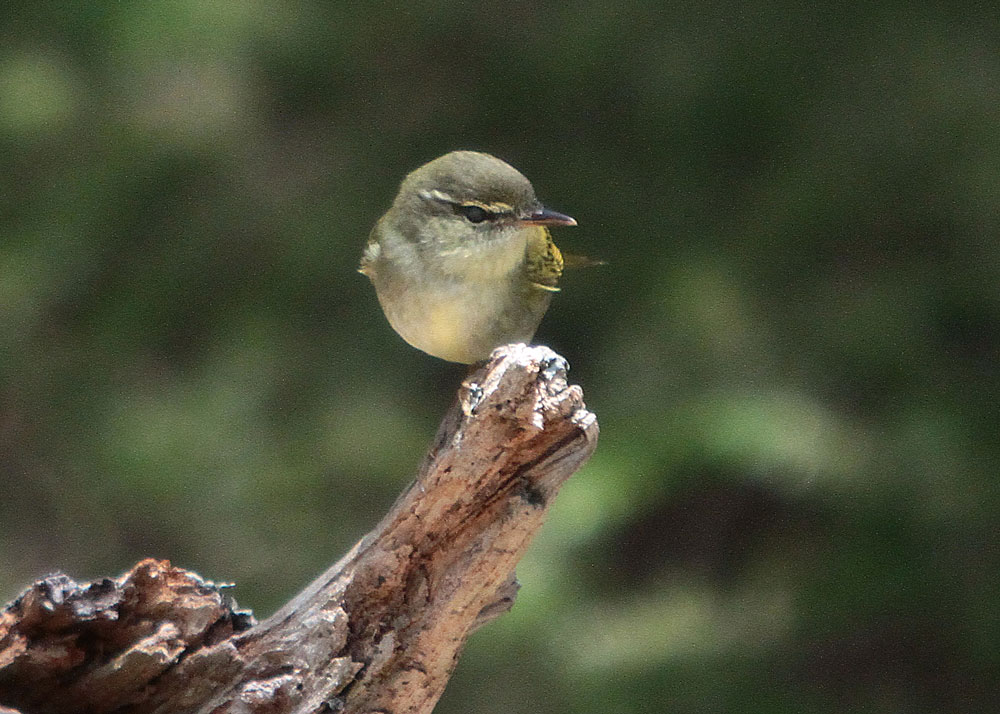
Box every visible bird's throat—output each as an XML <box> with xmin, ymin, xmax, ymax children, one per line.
<box><xmin>434</xmin><ymin>226</ymin><xmax>533</xmax><ymax>283</ymax></box>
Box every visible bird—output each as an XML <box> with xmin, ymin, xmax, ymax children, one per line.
<box><xmin>359</xmin><ymin>151</ymin><xmax>581</xmax><ymax>364</ymax></box>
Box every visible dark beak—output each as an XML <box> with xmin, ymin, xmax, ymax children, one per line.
<box><xmin>521</xmin><ymin>207</ymin><xmax>577</xmax><ymax>227</ymax></box>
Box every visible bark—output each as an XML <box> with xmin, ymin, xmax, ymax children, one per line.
<box><xmin>0</xmin><ymin>345</ymin><xmax>598</xmax><ymax>714</ymax></box>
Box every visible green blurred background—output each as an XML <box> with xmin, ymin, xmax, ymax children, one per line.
<box><xmin>2</xmin><ymin>2</ymin><xmax>998</xmax><ymax>712</ymax></box>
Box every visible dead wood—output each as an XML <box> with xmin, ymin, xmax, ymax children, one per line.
<box><xmin>0</xmin><ymin>344</ymin><xmax>598</xmax><ymax>714</ymax></box>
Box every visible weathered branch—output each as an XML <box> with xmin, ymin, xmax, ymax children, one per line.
<box><xmin>0</xmin><ymin>344</ymin><xmax>598</xmax><ymax>714</ymax></box>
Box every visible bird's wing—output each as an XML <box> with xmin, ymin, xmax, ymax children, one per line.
<box><xmin>525</xmin><ymin>227</ymin><xmax>564</xmax><ymax>291</ymax></box>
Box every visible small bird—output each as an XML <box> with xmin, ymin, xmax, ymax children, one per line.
<box><xmin>360</xmin><ymin>151</ymin><xmax>580</xmax><ymax>364</ymax></box>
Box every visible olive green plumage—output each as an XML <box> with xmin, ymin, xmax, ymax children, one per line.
<box><xmin>360</xmin><ymin>151</ymin><xmax>577</xmax><ymax>363</ymax></box>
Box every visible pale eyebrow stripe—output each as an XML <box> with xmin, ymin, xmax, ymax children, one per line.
<box><xmin>419</xmin><ymin>190</ymin><xmax>515</xmax><ymax>215</ymax></box>
<box><xmin>419</xmin><ymin>189</ymin><xmax>456</xmax><ymax>204</ymax></box>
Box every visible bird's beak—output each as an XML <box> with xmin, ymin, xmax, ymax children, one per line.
<box><xmin>521</xmin><ymin>207</ymin><xmax>577</xmax><ymax>227</ymax></box>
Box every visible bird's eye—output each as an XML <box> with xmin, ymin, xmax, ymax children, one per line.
<box><xmin>458</xmin><ymin>204</ymin><xmax>490</xmax><ymax>223</ymax></box>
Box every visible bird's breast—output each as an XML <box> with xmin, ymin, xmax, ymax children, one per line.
<box><xmin>368</xmin><ymin>225</ymin><xmax>554</xmax><ymax>363</ymax></box>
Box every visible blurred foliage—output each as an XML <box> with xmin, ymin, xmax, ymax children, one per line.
<box><xmin>1</xmin><ymin>1</ymin><xmax>998</xmax><ymax>712</ymax></box>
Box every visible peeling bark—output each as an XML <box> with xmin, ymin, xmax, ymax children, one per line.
<box><xmin>0</xmin><ymin>345</ymin><xmax>598</xmax><ymax>714</ymax></box>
